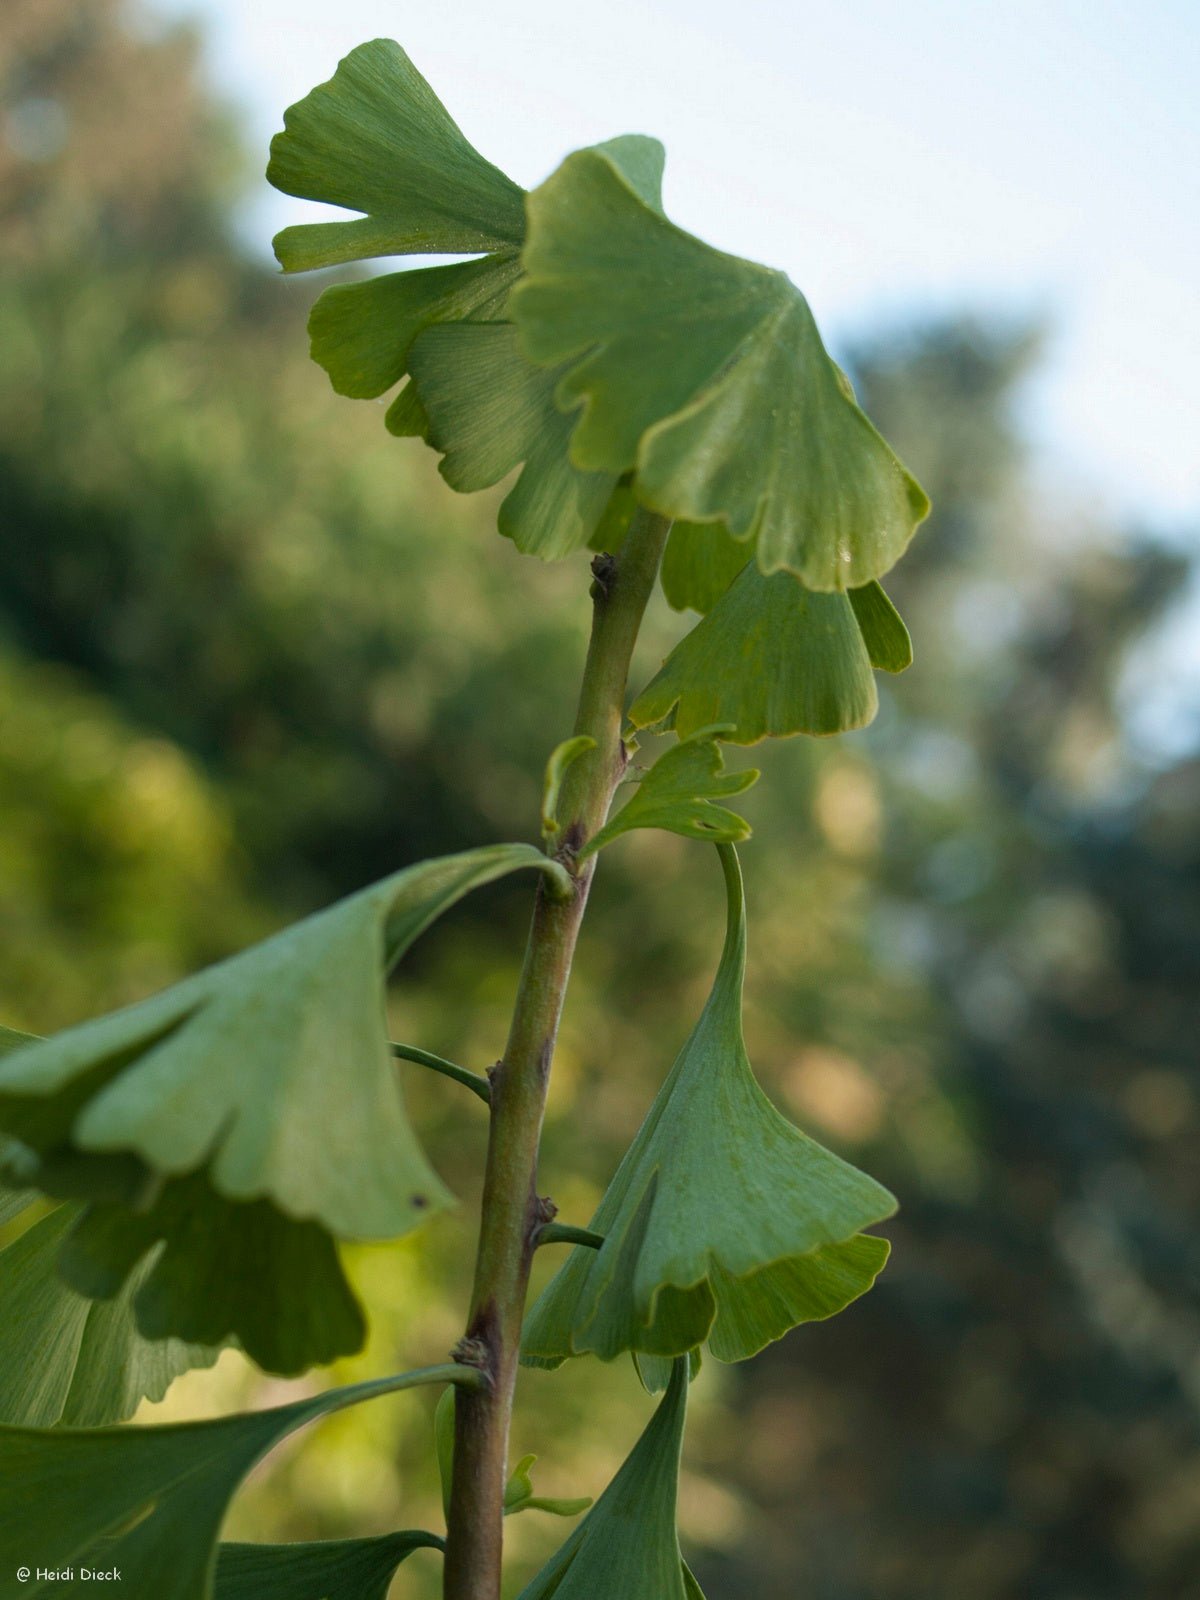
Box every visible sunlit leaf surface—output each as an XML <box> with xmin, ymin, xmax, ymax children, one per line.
<box><xmin>581</xmin><ymin>730</ymin><xmax>758</xmax><ymax>857</ymax></box>
<box><xmin>514</xmin><ymin>144</ymin><xmax>929</xmax><ymax>590</ymax></box>
<box><xmin>524</xmin><ymin>847</ymin><xmax>894</xmax><ymax>1367</ymax></box>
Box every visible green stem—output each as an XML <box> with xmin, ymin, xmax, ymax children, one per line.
<box><xmin>535</xmin><ymin>1221</ymin><xmax>604</xmax><ymax>1251</ymax></box>
<box><xmin>391</xmin><ymin>1041</ymin><xmax>492</xmax><ymax>1105</ymax></box>
<box><xmin>441</xmin><ymin>509</ymin><xmax>670</xmax><ymax>1600</ymax></box>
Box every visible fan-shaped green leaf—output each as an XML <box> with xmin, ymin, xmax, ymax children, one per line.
<box><xmin>268</xmin><ymin>40</ymin><xmax>525</xmax><ymax>271</ymax></box>
<box><xmin>512</xmin><ymin>144</ymin><xmax>929</xmax><ymax>590</ymax></box>
<box><xmin>660</xmin><ymin>522</ymin><xmax>751</xmax><ymax>614</ymax></box>
<box><xmin>308</xmin><ymin>253</ymin><xmax>521</xmax><ymax>402</ymax></box>
<box><xmin>523</xmin><ymin>847</ymin><xmax>894</xmax><ymax>1368</ymax></box>
<box><xmin>0</xmin><ymin>1365</ymin><xmax>477</xmax><ymax>1600</ymax></box>
<box><xmin>580</xmin><ymin>730</ymin><xmax>758</xmax><ymax>858</ymax></box>
<box><xmin>408</xmin><ymin>323</ymin><xmax>620</xmax><ymax>559</ymax></box>
<box><xmin>0</xmin><ymin>846</ymin><xmax>568</xmax><ymax>1370</ymax></box>
<box><xmin>630</xmin><ymin>563</ymin><xmax>880</xmax><ymax>743</ymax></box>
<box><xmin>55</xmin><ymin>1172</ymin><xmax>365</xmax><ymax>1376</ymax></box>
<box><xmin>515</xmin><ymin>1359</ymin><xmax>693</xmax><ymax>1600</ymax></box>
<box><xmin>0</xmin><ymin>1203</ymin><xmax>219</xmax><ymax>1427</ymax></box>
<box><xmin>215</xmin><ymin>1532</ymin><xmax>444</xmax><ymax>1600</ymax></box>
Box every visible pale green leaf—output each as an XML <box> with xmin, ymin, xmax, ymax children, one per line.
<box><xmin>629</xmin><ymin>564</ymin><xmax>880</xmax><ymax>743</ymax></box>
<box><xmin>512</xmin><ymin>145</ymin><xmax>929</xmax><ymax>589</ymax></box>
<box><xmin>541</xmin><ymin>735</ymin><xmax>596</xmax><ymax>844</ymax></box>
<box><xmin>407</xmin><ymin>323</ymin><xmax>619</xmax><ymax>559</ymax></box>
<box><xmin>0</xmin><ymin>1366</ymin><xmax>473</xmax><ymax>1600</ymax></box>
<box><xmin>580</xmin><ymin>731</ymin><xmax>758</xmax><ymax>858</ymax></box>
<box><xmin>515</xmin><ymin>1359</ymin><xmax>693</xmax><ymax>1600</ymax></box>
<box><xmin>523</xmin><ymin>847</ymin><xmax>894</xmax><ymax>1368</ymax></box>
<box><xmin>215</xmin><ymin>1532</ymin><xmax>443</xmax><ymax>1599</ymax></box>
<box><xmin>503</xmin><ymin>1452</ymin><xmax>592</xmax><ymax>1520</ymax></box>
<box><xmin>0</xmin><ymin>846</ymin><xmax>568</xmax><ymax>1370</ymax></box>
<box><xmin>268</xmin><ymin>40</ymin><xmax>525</xmax><ymax>271</ymax></box>
<box><xmin>0</xmin><ymin>1204</ymin><xmax>219</xmax><ymax>1428</ymax></box>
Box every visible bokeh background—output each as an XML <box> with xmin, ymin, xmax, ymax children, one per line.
<box><xmin>2</xmin><ymin>3</ymin><xmax>1199</xmax><ymax>1596</ymax></box>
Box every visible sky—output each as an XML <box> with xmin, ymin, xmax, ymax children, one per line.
<box><xmin>143</xmin><ymin>0</ymin><xmax>1199</xmax><ymax>531</ymax></box>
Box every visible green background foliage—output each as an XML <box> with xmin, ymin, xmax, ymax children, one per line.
<box><xmin>1</xmin><ymin>5</ymin><xmax>1197</xmax><ymax>1597</ymax></box>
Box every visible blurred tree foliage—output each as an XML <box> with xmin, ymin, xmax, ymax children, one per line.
<box><xmin>1</xmin><ymin>4</ymin><xmax>1197</xmax><ymax>1597</ymax></box>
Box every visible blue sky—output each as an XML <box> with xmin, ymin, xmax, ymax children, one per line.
<box><xmin>146</xmin><ymin>0</ymin><xmax>1198</xmax><ymax>530</ymax></box>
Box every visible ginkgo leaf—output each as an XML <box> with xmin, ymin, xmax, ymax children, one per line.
<box><xmin>214</xmin><ymin>1532</ymin><xmax>444</xmax><ymax>1600</ymax></box>
<box><xmin>629</xmin><ymin>563</ymin><xmax>881</xmax><ymax>743</ymax></box>
<box><xmin>308</xmin><ymin>253</ymin><xmax>521</xmax><ymax>402</ymax></box>
<box><xmin>408</xmin><ymin>323</ymin><xmax>620</xmax><ymax>559</ymax></box>
<box><xmin>268</xmin><ymin>40</ymin><xmax>525</xmax><ymax>271</ymax></box>
<box><xmin>0</xmin><ymin>1365</ymin><xmax>478</xmax><ymax>1600</ymax></box>
<box><xmin>580</xmin><ymin>730</ymin><xmax>759</xmax><ymax>858</ymax></box>
<box><xmin>0</xmin><ymin>846</ymin><xmax>568</xmax><ymax>1371</ymax></box>
<box><xmin>849</xmin><ymin>579</ymin><xmax>914</xmax><ymax>673</ymax></box>
<box><xmin>523</xmin><ymin>847</ymin><xmax>894</xmax><ymax>1369</ymax></box>
<box><xmin>512</xmin><ymin>143</ymin><xmax>929</xmax><ymax>590</ymax></box>
<box><xmin>659</xmin><ymin>521</ymin><xmax>751</xmax><ymax>614</ymax></box>
<box><xmin>434</xmin><ymin>1389</ymin><xmax>592</xmax><ymax>1526</ymax></box>
<box><xmin>55</xmin><ymin>1172</ymin><xmax>366</xmax><ymax>1376</ymax></box>
<box><xmin>515</xmin><ymin>1359</ymin><xmax>694</xmax><ymax>1600</ymax></box>
<box><xmin>0</xmin><ymin>1203</ymin><xmax>219</xmax><ymax>1428</ymax></box>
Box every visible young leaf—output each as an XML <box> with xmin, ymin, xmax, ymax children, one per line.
<box><xmin>504</xmin><ymin>1453</ymin><xmax>592</xmax><ymax>1519</ymax></box>
<box><xmin>214</xmin><ymin>1532</ymin><xmax>444</xmax><ymax>1600</ymax></box>
<box><xmin>629</xmin><ymin>563</ymin><xmax>881</xmax><ymax>743</ymax></box>
<box><xmin>515</xmin><ymin>1359</ymin><xmax>695</xmax><ymax>1600</ymax></box>
<box><xmin>0</xmin><ymin>845</ymin><xmax>568</xmax><ymax>1371</ymax></box>
<box><xmin>267</xmin><ymin>40</ymin><xmax>525</xmax><ymax>270</ymax></box>
<box><xmin>580</xmin><ymin>730</ymin><xmax>759</xmax><ymax>858</ymax></box>
<box><xmin>523</xmin><ymin>846</ymin><xmax>894</xmax><ymax>1368</ymax></box>
<box><xmin>541</xmin><ymin>735</ymin><xmax>597</xmax><ymax>844</ymax></box>
<box><xmin>0</xmin><ymin>1366</ymin><xmax>477</xmax><ymax>1600</ymax></box>
<box><xmin>0</xmin><ymin>1204</ymin><xmax>219</xmax><ymax>1428</ymax></box>
<box><xmin>513</xmin><ymin>144</ymin><xmax>929</xmax><ymax>591</ymax></box>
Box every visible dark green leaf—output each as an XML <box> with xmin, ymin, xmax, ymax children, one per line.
<box><xmin>0</xmin><ymin>1366</ymin><xmax>475</xmax><ymax>1600</ymax></box>
<box><xmin>215</xmin><ymin>1532</ymin><xmax>443</xmax><ymax>1600</ymax></box>
<box><xmin>580</xmin><ymin>731</ymin><xmax>758</xmax><ymax>858</ymax></box>
<box><xmin>268</xmin><ymin>40</ymin><xmax>525</xmax><ymax>270</ymax></box>
<box><xmin>523</xmin><ymin>847</ymin><xmax>894</xmax><ymax>1368</ymax></box>
<box><xmin>57</xmin><ymin>1173</ymin><xmax>365</xmax><ymax>1376</ymax></box>
<box><xmin>513</xmin><ymin>144</ymin><xmax>929</xmax><ymax>590</ymax></box>
<box><xmin>515</xmin><ymin>1359</ymin><xmax>693</xmax><ymax>1600</ymax></box>
<box><xmin>630</xmin><ymin>564</ymin><xmax>880</xmax><ymax>743</ymax></box>
<box><xmin>0</xmin><ymin>1204</ymin><xmax>219</xmax><ymax>1427</ymax></box>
